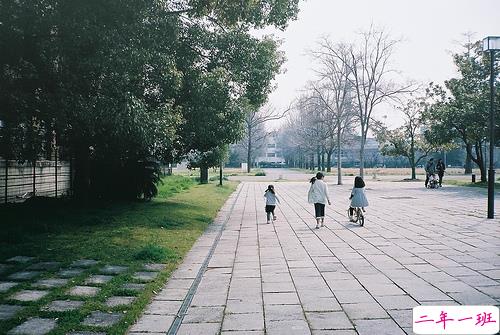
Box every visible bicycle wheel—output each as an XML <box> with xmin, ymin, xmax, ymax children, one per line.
<box><xmin>347</xmin><ymin>209</ymin><xmax>356</xmax><ymax>223</ymax></box>
<box><xmin>358</xmin><ymin>209</ymin><xmax>364</xmax><ymax>226</ymax></box>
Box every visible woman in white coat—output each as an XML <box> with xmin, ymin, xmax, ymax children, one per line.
<box><xmin>308</xmin><ymin>172</ymin><xmax>331</xmax><ymax>229</ymax></box>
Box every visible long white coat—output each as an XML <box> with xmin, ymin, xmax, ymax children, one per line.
<box><xmin>308</xmin><ymin>179</ymin><xmax>330</xmax><ymax>204</ymax></box>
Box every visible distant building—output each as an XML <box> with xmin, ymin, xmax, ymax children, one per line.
<box><xmin>340</xmin><ymin>137</ymin><xmax>382</xmax><ymax>167</ymax></box>
<box><xmin>257</xmin><ymin>132</ymin><xmax>286</xmax><ymax>166</ymax></box>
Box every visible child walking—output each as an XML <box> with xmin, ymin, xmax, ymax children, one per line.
<box><xmin>264</xmin><ymin>185</ymin><xmax>280</xmax><ymax>224</ymax></box>
<box><xmin>349</xmin><ymin>176</ymin><xmax>369</xmax><ymax>221</ymax></box>
<box><xmin>308</xmin><ymin>172</ymin><xmax>331</xmax><ymax>229</ymax></box>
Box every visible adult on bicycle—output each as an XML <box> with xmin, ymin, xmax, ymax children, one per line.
<box><xmin>424</xmin><ymin>158</ymin><xmax>435</xmax><ymax>188</ymax></box>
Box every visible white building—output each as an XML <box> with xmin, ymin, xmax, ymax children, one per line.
<box><xmin>257</xmin><ymin>132</ymin><xmax>286</xmax><ymax>166</ymax></box>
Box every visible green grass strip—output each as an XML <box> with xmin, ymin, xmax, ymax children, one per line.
<box><xmin>0</xmin><ymin>176</ymin><xmax>237</xmax><ymax>335</ymax></box>
<box><xmin>444</xmin><ymin>179</ymin><xmax>500</xmax><ymax>189</ymax></box>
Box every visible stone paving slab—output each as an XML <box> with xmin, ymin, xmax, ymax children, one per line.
<box><xmin>42</xmin><ymin>300</ymin><xmax>84</xmax><ymax>312</ymax></box>
<box><xmin>305</xmin><ymin>311</ymin><xmax>354</xmax><ymax>330</ymax></box>
<box><xmin>68</xmin><ymin>286</ymin><xmax>100</xmax><ymax>297</ymax></box>
<box><xmin>0</xmin><ymin>304</ymin><xmax>23</xmax><ymax>320</ymax></box>
<box><xmin>100</xmin><ymin>265</ymin><xmax>127</xmax><ymax>275</ymax></box>
<box><xmin>132</xmin><ymin>271</ymin><xmax>158</xmax><ymax>282</ymax></box>
<box><xmin>84</xmin><ymin>275</ymin><xmax>113</xmax><ymax>285</ymax></box>
<box><xmin>8</xmin><ymin>318</ymin><xmax>57</xmax><ymax>335</ymax></box>
<box><xmin>143</xmin><ymin>263</ymin><xmax>166</xmax><ymax>271</ymax></box>
<box><xmin>183</xmin><ymin>306</ymin><xmax>224</xmax><ymax>323</ymax></box>
<box><xmin>105</xmin><ymin>296</ymin><xmax>135</xmax><ymax>307</ymax></box>
<box><xmin>128</xmin><ymin>314</ymin><xmax>175</xmax><ymax>332</ymax></box>
<box><xmin>33</xmin><ymin>278</ymin><xmax>69</xmax><ymax>288</ymax></box>
<box><xmin>126</xmin><ymin>179</ymin><xmax>500</xmax><ymax>334</ymax></box>
<box><xmin>8</xmin><ymin>271</ymin><xmax>42</xmax><ymax>281</ymax></box>
<box><xmin>144</xmin><ymin>300</ymin><xmax>181</xmax><ymax>315</ymax></box>
<box><xmin>10</xmin><ymin>290</ymin><xmax>49</xmax><ymax>302</ymax></box>
<box><xmin>177</xmin><ymin>323</ymin><xmax>220</xmax><ymax>335</ymax></box>
<box><xmin>122</xmin><ymin>283</ymin><xmax>146</xmax><ymax>292</ymax></box>
<box><xmin>70</xmin><ymin>259</ymin><xmax>99</xmax><ymax>268</ymax></box>
<box><xmin>57</xmin><ymin>269</ymin><xmax>85</xmax><ymax>278</ymax></box>
<box><xmin>0</xmin><ymin>282</ymin><xmax>18</xmax><ymax>292</ymax></box>
<box><xmin>82</xmin><ymin>311</ymin><xmax>122</xmax><ymax>327</ymax></box>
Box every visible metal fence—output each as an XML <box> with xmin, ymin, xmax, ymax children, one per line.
<box><xmin>0</xmin><ymin>158</ymin><xmax>72</xmax><ymax>204</ymax></box>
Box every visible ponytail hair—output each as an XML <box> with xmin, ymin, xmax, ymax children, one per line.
<box><xmin>310</xmin><ymin>172</ymin><xmax>324</xmax><ymax>184</ymax></box>
<box><xmin>266</xmin><ymin>185</ymin><xmax>275</xmax><ymax>194</ymax></box>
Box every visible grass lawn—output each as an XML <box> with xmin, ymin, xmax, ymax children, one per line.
<box><xmin>444</xmin><ymin>179</ymin><xmax>500</xmax><ymax>189</ymax></box>
<box><xmin>173</xmin><ymin>167</ymin><xmax>266</xmax><ymax>178</ymax></box>
<box><xmin>289</xmin><ymin>167</ymin><xmax>484</xmax><ymax>177</ymax></box>
<box><xmin>0</xmin><ymin>176</ymin><xmax>237</xmax><ymax>335</ymax></box>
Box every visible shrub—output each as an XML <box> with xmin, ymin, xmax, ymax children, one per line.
<box><xmin>255</xmin><ymin>171</ymin><xmax>266</xmax><ymax>176</ymax></box>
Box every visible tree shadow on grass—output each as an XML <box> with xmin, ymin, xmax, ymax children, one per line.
<box><xmin>0</xmin><ymin>198</ymin><xmax>209</xmax><ymax>262</ymax></box>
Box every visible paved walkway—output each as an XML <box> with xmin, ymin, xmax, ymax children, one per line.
<box><xmin>128</xmin><ymin>179</ymin><xmax>500</xmax><ymax>335</ymax></box>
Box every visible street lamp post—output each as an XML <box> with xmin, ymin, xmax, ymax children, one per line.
<box><xmin>483</xmin><ymin>36</ymin><xmax>500</xmax><ymax>219</ymax></box>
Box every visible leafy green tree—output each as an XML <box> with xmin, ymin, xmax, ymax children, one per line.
<box><xmin>0</xmin><ymin>0</ymin><xmax>298</xmax><ymax>197</ymax></box>
<box><xmin>187</xmin><ymin>145</ymin><xmax>228</xmax><ymax>183</ymax></box>
<box><xmin>377</xmin><ymin>99</ymin><xmax>449</xmax><ymax>180</ymax></box>
<box><xmin>175</xmin><ymin>28</ymin><xmax>286</xmax><ymax>182</ymax></box>
<box><xmin>424</xmin><ymin>41</ymin><xmax>499</xmax><ymax>182</ymax></box>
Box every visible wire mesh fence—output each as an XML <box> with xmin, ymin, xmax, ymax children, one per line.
<box><xmin>0</xmin><ymin>158</ymin><xmax>72</xmax><ymax>204</ymax></box>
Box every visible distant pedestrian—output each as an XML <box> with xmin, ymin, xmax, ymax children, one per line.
<box><xmin>308</xmin><ymin>172</ymin><xmax>331</xmax><ymax>229</ymax></box>
<box><xmin>264</xmin><ymin>185</ymin><xmax>280</xmax><ymax>224</ymax></box>
<box><xmin>424</xmin><ymin>158</ymin><xmax>435</xmax><ymax>188</ymax></box>
<box><xmin>349</xmin><ymin>176</ymin><xmax>369</xmax><ymax>221</ymax></box>
<box><xmin>436</xmin><ymin>158</ymin><xmax>446</xmax><ymax>187</ymax></box>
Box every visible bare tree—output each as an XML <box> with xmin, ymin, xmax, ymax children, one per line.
<box><xmin>243</xmin><ymin>104</ymin><xmax>289</xmax><ymax>172</ymax></box>
<box><xmin>310</xmin><ymin>39</ymin><xmax>357</xmax><ymax>184</ymax></box>
<box><xmin>322</xmin><ymin>26</ymin><xmax>415</xmax><ymax>178</ymax></box>
<box><xmin>278</xmin><ymin>109</ymin><xmax>317</xmax><ymax>170</ymax></box>
<box><xmin>296</xmin><ymin>90</ymin><xmax>330</xmax><ymax>170</ymax></box>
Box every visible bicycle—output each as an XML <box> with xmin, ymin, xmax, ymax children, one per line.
<box><xmin>347</xmin><ymin>207</ymin><xmax>365</xmax><ymax>226</ymax></box>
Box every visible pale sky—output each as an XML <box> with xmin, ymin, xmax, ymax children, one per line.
<box><xmin>258</xmin><ymin>0</ymin><xmax>500</xmax><ymax>129</ymax></box>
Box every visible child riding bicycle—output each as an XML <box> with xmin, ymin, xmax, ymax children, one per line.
<box><xmin>349</xmin><ymin>176</ymin><xmax>369</xmax><ymax>222</ymax></box>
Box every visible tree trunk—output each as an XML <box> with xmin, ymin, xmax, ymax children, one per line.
<box><xmin>219</xmin><ymin>160</ymin><xmax>223</xmax><ymax>186</ymax></box>
<box><xmin>464</xmin><ymin>143</ymin><xmax>472</xmax><ymax>174</ymax></box>
<box><xmin>475</xmin><ymin>143</ymin><xmax>486</xmax><ymax>182</ymax></box>
<box><xmin>337</xmin><ymin>148</ymin><xmax>342</xmax><ymax>185</ymax></box>
<box><xmin>336</xmin><ymin>128</ymin><xmax>342</xmax><ymax>185</ymax></box>
<box><xmin>479</xmin><ymin>164</ymin><xmax>487</xmax><ymax>182</ymax></box>
<box><xmin>410</xmin><ymin>139</ymin><xmax>416</xmax><ymax>180</ymax></box>
<box><xmin>466</xmin><ymin>142</ymin><xmax>486</xmax><ymax>182</ymax></box>
<box><xmin>317</xmin><ymin>146</ymin><xmax>321</xmax><ymax>171</ymax></box>
<box><xmin>310</xmin><ymin>154</ymin><xmax>315</xmax><ymax>171</ymax></box>
<box><xmin>200</xmin><ymin>166</ymin><xmax>209</xmax><ymax>184</ymax></box>
<box><xmin>359</xmin><ymin>134</ymin><xmax>366</xmax><ymax>178</ymax></box>
<box><xmin>247</xmin><ymin>128</ymin><xmax>252</xmax><ymax>173</ymax></box>
<box><xmin>320</xmin><ymin>150</ymin><xmax>325</xmax><ymax>171</ymax></box>
<box><xmin>326</xmin><ymin>150</ymin><xmax>332</xmax><ymax>172</ymax></box>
